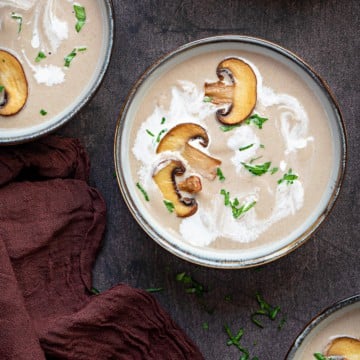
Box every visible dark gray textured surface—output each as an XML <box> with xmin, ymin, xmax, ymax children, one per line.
<box><xmin>59</xmin><ymin>1</ymin><xmax>360</xmax><ymax>359</ymax></box>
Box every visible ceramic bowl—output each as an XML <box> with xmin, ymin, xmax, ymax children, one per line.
<box><xmin>0</xmin><ymin>0</ymin><xmax>114</xmax><ymax>144</ymax></box>
<box><xmin>114</xmin><ymin>35</ymin><xmax>346</xmax><ymax>268</ymax></box>
<box><xmin>286</xmin><ymin>294</ymin><xmax>360</xmax><ymax>359</ymax></box>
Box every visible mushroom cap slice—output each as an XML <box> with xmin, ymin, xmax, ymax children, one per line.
<box><xmin>205</xmin><ymin>57</ymin><xmax>257</xmax><ymax>125</ymax></box>
<box><xmin>156</xmin><ymin>123</ymin><xmax>221</xmax><ymax>180</ymax></box>
<box><xmin>157</xmin><ymin>123</ymin><xmax>209</xmax><ymax>152</ymax></box>
<box><xmin>153</xmin><ymin>159</ymin><xmax>198</xmax><ymax>218</ymax></box>
<box><xmin>326</xmin><ymin>337</ymin><xmax>360</xmax><ymax>360</ymax></box>
<box><xmin>0</xmin><ymin>50</ymin><xmax>28</xmax><ymax>116</ymax></box>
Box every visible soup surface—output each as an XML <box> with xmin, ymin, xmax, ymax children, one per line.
<box><xmin>130</xmin><ymin>50</ymin><xmax>333</xmax><ymax>250</ymax></box>
<box><xmin>0</xmin><ymin>0</ymin><xmax>103</xmax><ymax>129</ymax></box>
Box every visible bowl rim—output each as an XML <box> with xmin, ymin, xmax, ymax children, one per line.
<box><xmin>285</xmin><ymin>294</ymin><xmax>360</xmax><ymax>359</ymax></box>
<box><xmin>114</xmin><ymin>34</ymin><xmax>347</xmax><ymax>269</ymax></box>
<box><xmin>0</xmin><ymin>0</ymin><xmax>115</xmax><ymax>145</ymax></box>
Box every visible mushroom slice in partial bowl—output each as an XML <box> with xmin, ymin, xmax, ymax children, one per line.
<box><xmin>0</xmin><ymin>50</ymin><xmax>28</xmax><ymax>116</ymax></box>
<box><xmin>325</xmin><ymin>337</ymin><xmax>360</xmax><ymax>360</ymax></box>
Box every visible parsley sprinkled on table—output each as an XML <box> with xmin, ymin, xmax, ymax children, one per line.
<box><xmin>251</xmin><ymin>293</ymin><xmax>282</xmax><ymax>328</ymax></box>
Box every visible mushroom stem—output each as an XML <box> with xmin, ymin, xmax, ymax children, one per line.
<box><xmin>204</xmin><ymin>81</ymin><xmax>233</xmax><ymax>104</ymax></box>
<box><xmin>204</xmin><ymin>57</ymin><xmax>257</xmax><ymax>125</ymax></box>
<box><xmin>178</xmin><ymin>176</ymin><xmax>202</xmax><ymax>193</ymax></box>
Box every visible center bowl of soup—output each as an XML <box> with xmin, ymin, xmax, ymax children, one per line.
<box><xmin>114</xmin><ymin>36</ymin><xmax>346</xmax><ymax>268</ymax></box>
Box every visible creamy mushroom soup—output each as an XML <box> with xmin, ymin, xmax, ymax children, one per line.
<box><xmin>291</xmin><ymin>302</ymin><xmax>360</xmax><ymax>359</ymax></box>
<box><xmin>0</xmin><ymin>0</ymin><xmax>103</xmax><ymax>129</ymax></box>
<box><xmin>130</xmin><ymin>50</ymin><xmax>333</xmax><ymax>250</ymax></box>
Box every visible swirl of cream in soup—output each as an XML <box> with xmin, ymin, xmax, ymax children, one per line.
<box><xmin>0</xmin><ymin>0</ymin><xmax>70</xmax><ymax>86</ymax></box>
<box><xmin>132</xmin><ymin>57</ymin><xmax>319</xmax><ymax>247</ymax></box>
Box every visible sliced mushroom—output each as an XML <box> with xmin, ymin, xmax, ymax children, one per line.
<box><xmin>204</xmin><ymin>57</ymin><xmax>257</xmax><ymax>125</ymax></box>
<box><xmin>156</xmin><ymin>123</ymin><xmax>221</xmax><ymax>180</ymax></box>
<box><xmin>326</xmin><ymin>337</ymin><xmax>360</xmax><ymax>360</ymax></box>
<box><xmin>153</xmin><ymin>159</ymin><xmax>198</xmax><ymax>217</ymax></box>
<box><xmin>0</xmin><ymin>50</ymin><xmax>28</xmax><ymax>116</ymax></box>
<box><xmin>178</xmin><ymin>175</ymin><xmax>202</xmax><ymax>193</ymax></box>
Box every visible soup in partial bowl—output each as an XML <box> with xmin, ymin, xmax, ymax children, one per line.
<box><xmin>0</xmin><ymin>0</ymin><xmax>113</xmax><ymax>144</ymax></box>
<box><xmin>114</xmin><ymin>36</ymin><xmax>346</xmax><ymax>268</ymax></box>
<box><xmin>286</xmin><ymin>294</ymin><xmax>360</xmax><ymax>360</ymax></box>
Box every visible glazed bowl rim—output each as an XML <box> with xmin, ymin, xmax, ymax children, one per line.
<box><xmin>114</xmin><ymin>35</ymin><xmax>347</xmax><ymax>269</ymax></box>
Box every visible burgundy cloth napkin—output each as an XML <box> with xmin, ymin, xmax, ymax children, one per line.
<box><xmin>0</xmin><ymin>136</ymin><xmax>203</xmax><ymax>360</ymax></box>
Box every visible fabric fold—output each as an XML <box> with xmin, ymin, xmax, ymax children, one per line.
<box><xmin>0</xmin><ymin>136</ymin><xmax>203</xmax><ymax>360</ymax></box>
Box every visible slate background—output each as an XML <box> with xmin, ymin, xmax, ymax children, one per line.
<box><xmin>59</xmin><ymin>0</ymin><xmax>360</xmax><ymax>359</ymax></box>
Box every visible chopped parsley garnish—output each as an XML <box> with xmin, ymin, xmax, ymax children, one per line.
<box><xmin>146</xmin><ymin>129</ymin><xmax>155</xmax><ymax>137</ymax></box>
<box><xmin>73</xmin><ymin>4</ymin><xmax>86</xmax><ymax>32</ymax></box>
<box><xmin>242</xmin><ymin>161</ymin><xmax>271</xmax><ymax>176</ymax></box>
<box><xmin>249</xmin><ymin>156</ymin><xmax>262</xmax><ymax>164</ymax></box>
<box><xmin>251</xmin><ymin>292</ymin><xmax>281</xmax><ymax>328</ymax></box>
<box><xmin>136</xmin><ymin>182</ymin><xmax>149</xmax><ymax>201</ymax></box>
<box><xmin>64</xmin><ymin>49</ymin><xmax>77</xmax><ymax>67</ymax></box>
<box><xmin>278</xmin><ymin>316</ymin><xmax>287</xmax><ymax>330</ymax></box>
<box><xmin>64</xmin><ymin>47</ymin><xmax>86</xmax><ymax>67</ymax></box>
<box><xmin>176</xmin><ymin>272</ymin><xmax>205</xmax><ymax>297</ymax></box>
<box><xmin>0</xmin><ymin>86</ymin><xmax>5</xmax><ymax>105</ymax></box>
<box><xmin>220</xmin><ymin>189</ymin><xmax>231</xmax><ymax>206</ymax></box>
<box><xmin>156</xmin><ymin>129</ymin><xmax>167</xmax><ymax>142</ymax></box>
<box><xmin>203</xmin><ymin>96</ymin><xmax>213</xmax><ymax>103</ymax></box>
<box><xmin>216</xmin><ymin>167</ymin><xmax>225</xmax><ymax>181</ymax></box>
<box><xmin>35</xmin><ymin>51</ymin><xmax>47</xmax><ymax>62</ymax></box>
<box><xmin>11</xmin><ymin>13</ymin><xmax>22</xmax><ymax>33</ymax></box>
<box><xmin>232</xmin><ymin>200</ymin><xmax>256</xmax><ymax>219</ymax></box>
<box><xmin>40</xmin><ymin>109</ymin><xmax>47</xmax><ymax>116</ymax></box>
<box><xmin>313</xmin><ymin>354</ymin><xmax>338</xmax><ymax>360</ymax></box>
<box><xmin>313</xmin><ymin>355</ymin><xmax>325</xmax><ymax>360</ymax></box>
<box><xmin>90</xmin><ymin>287</ymin><xmax>100</xmax><ymax>295</ymax></box>
<box><xmin>239</xmin><ymin>143</ymin><xmax>254</xmax><ymax>151</ymax></box>
<box><xmin>145</xmin><ymin>287</ymin><xmax>164</xmax><ymax>293</ymax></box>
<box><xmin>161</xmin><ymin>117</ymin><xmax>166</xmax><ymax>124</ymax></box>
<box><xmin>245</xmin><ymin>114</ymin><xmax>268</xmax><ymax>129</ymax></box>
<box><xmin>278</xmin><ymin>168</ymin><xmax>299</xmax><ymax>185</ymax></box>
<box><xmin>224</xmin><ymin>294</ymin><xmax>232</xmax><ymax>302</ymax></box>
<box><xmin>163</xmin><ymin>200</ymin><xmax>175</xmax><ymax>213</ymax></box>
<box><xmin>224</xmin><ymin>325</ymin><xmax>258</xmax><ymax>360</ymax></box>
<box><xmin>202</xmin><ymin>322</ymin><xmax>209</xmax><ymax>330</ymax></box>
<box><xmin>313</xmin><ymin>354</ymin><xmax>337</xmax><ymax>360</ymax></box>
<box><xmin>260</xmin><ymin>144</ymin><xmax>265</xmax><ymax>148</ymax></box>
<box><xmin>220</xmin><ymin>189</ymin><xmax>256</xmax><ymax>219</ymax></box>
<box><xmin>77</xmin><ymin>47</ymin><xmax>87</xmax><ymax>52</ymax></box>
<box><xmin>270</xmin><ymin>167</ymin><xmax>279</xmax><ymax>175</ymax></box>
<box><xmin>219</xmin><ymin>123</ymin><xmax>241</xmax><ymax>132</ymax></box>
